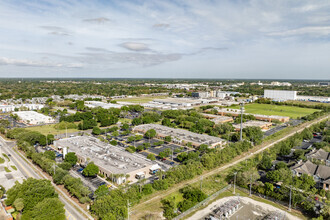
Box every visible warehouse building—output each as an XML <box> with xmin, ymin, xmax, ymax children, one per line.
<box><xmin>264</xmin><ymin>90</ymin><xmax>297</xmax><ymax>101</ymax></box>
<box><xmin>13</xmin><ymin>111</ymin><xmax>55</xmax><ymax>125</ymax></box>
<box><xmin>85</xmin><ymin>101</ymin><xmax>123</xmax><ymax>109</ymax></box>
<box><xmin>133</xmin><ymin>124</ymin><xmax>227</xmax><ymax>148</ymax></box>
<box><xmin>54</xmin><ymin>136</ymin><xmax>155</xmax><ymax>184</ymax></box>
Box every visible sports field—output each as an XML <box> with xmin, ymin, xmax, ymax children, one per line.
<box><xmin>229</xmin><ymin>103</ymin><xmax>318</xmax><ymax>118</ymax></box>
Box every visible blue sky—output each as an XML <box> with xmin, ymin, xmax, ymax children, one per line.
<box><xmin>0</xmin><ymin>0</ymin><xmax>330</xmax><ymax>79</ymax></box>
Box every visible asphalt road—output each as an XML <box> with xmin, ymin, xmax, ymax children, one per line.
<box><xmin>0</xmin><ymin>136</ymin><xmax>93</xmax><ymax>220</ymax></box>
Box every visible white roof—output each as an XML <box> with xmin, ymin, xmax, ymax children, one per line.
<box><xmin>150</xmin><ymin>164</ymin><xmax>161</xmax><ymax>171</ymax></box>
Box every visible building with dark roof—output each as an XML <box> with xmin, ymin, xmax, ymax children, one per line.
<box><xmin>291</xmin><ymin>160</ymin><xmax>330</xmax><ymax>191</ymax></box>
<box><xmin>306</xmin><ymin>149</ymin><xmax>330</xmax><ymax>166</ymax></box>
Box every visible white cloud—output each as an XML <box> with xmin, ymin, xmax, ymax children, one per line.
<box><xmin>0</xmin><ymin>0</ymin><xmax>329</xmax><ymax>78</ymax></box>
<box><xmin>119</xmin><ymin>42</ymin><xmax>150</xmax><ymax>51</ymax></box>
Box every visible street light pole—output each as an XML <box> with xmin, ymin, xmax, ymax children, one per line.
<box><xmin>233</xmin><ymin>172</ymin><xmax>237</xmax><ymax>194</ymax></box>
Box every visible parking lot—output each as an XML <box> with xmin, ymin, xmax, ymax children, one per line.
<box><xmin>112</xmin><ymin>134</ymin><xmax>187</xmax><ymax>166</ymax></box>
<box><xmin>70</xmin><ymin>166</ymin><xmax>111</xmax><ymax>192</ymax></box>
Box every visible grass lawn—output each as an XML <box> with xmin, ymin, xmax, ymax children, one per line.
<box><xmin>25</xmin><ymin>124</ymin><xmax>79</xmax><ymax>135</ymax></box>
<box><xmin>115</xmin><ymin>95</ymin><xmax>168</xmax><ymax>103</ymax></box>
<box><xmin>229</xmin><ymin>103</ymin><xmax>318</xmax><ymax>118</ymax></box>
<box><xmin>118</xmin><ymin>118</ymin><xmax>132</xmax><ymax>124</ymax></box>
<box><xmin>4</xmin><ymin>167</ymin><xmax>11</xmax><ymax>172</ymax></box>
<box><xmin>11</xmin><ymin>165</ymin><xmax>17</xmax><ymax>170</ymax></box>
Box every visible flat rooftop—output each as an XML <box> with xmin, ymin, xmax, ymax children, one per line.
<box><xmin>133</xmin><ymin>124</ymin><xmax>226</xmax><ymax>146</ymax></box>
<box><xmin>13</xmin><ymin>111</ymin><xmax>54</xmax><ymax>122</ymax></box>
<box><xmin>54</xmin><ymin>136</ymin><xmax>154</xmax><ymax>174</ymax></box>
<box><xmin>233</xmin><ymin>120</ymin><xmax>272</xmax><ymax>130</ymax></box>
<box><xmin>85</xmin><ymin>101</ymin><xmax>122</xmax><ymax>109</ymax></box>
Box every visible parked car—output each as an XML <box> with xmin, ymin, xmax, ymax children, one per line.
<box><xmin>77</xmin><ymin>168</ymin><xmax>84</xmax><ymax>173</ymax></box>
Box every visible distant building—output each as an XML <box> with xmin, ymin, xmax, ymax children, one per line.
<box><xmin>319</xmin><ymin>82</ymin><xmax>330</xmax><ymax>86</ymax></box>
<box><xmin>270</xmin><ymin>81</ymin><xmax>292</xmax><ymax>86</ymax></box>
<box><xmin>264</xmin><ymin>90</ymin><xmax>297</xmax><ymax>101</ymax></box>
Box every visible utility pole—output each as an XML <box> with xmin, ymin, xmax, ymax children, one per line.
<box><xmin>289</xmin><ymin>186</ymin><xmax>292</xmax><ymax>211</ymax></box>
<box><xmin>233</xmin><ymin>172</ymin><xmax>237</xmax><ymax>194</ymax></box>
<box><xmin>240</xmin><ymin>103</ymin><xmax>244</xmax><ymax>141</ymax></box>
<box><xmin>249</xmin><ymin>174</ymin><xmax>252</xmax><ymax>196</ymax></box>
<box><xmin>127</xmin><ymin>199</ymin><xmax>130</xmax><ymax>220</ymax></box>
<box><xmin>66</xmin><ymin>126</ymin><xmax>68</xmax><ymax>139</ymax></box>
<box><xmin>200</xmin><ymin>176</ymin><xmax>203</xmax><ymax>191</ymax></box>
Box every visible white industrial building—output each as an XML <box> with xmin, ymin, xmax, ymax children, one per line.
<box><xmin>264</xmin><ymin>90</ymin><xmax>297</xmax><ymax>101</ymax></box>
<box><xmin>54</xmin><ymin>136</ymin><xmax>156</xmax><ymax>184</ymax></box>
<box><xmin>0</xmin><ymin>104</ymin><xmax>45</xmax><ymax>113</ymax></box>
<box><xmin>13</xmin><ymin>111</ymin><xmax>55</xmax><ymax>125</ymax></box>
<box><xmin>85</xmin><ymin>101</ymin><xmax>123</xmax><ymax>109</ymax></box>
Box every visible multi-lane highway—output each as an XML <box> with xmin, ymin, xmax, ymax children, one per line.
<box><xmin>0</xmin><ymin>136</ymin><xmax>93</xmax><ymax>220</ymax></box>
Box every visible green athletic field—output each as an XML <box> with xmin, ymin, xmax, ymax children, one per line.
<box><xmin>228</xmin><ymin>103</ymin><xmax>319</xmax><ymax>118</ymax></box>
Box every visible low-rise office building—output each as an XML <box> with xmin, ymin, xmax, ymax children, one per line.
<box><xmin>13</xmin><ymin>111</ymin><xmax>55</xmax><ymax>125</ymax></box>
<box><xmin>133</xmin><ymin>124</ymin><xmax>227</xmax><ymax>148</ymax></box>
<box><xmin>54</xmin><ymin>136</ymin><xmax>155</xmax><ymax>184</ymax></box>
<box><xmin>202</xmin><ymin>114</ymin><xmax>233</xmax><ymax>124</ymax></box>
<box><xmin>232</xmin><ymin>121</ymin><xmax>273</xmax><ymax>131</ymax></box>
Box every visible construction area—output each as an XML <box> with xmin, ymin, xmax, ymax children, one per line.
<box><xmin>13</xmin><ymin>111</ymin><xmax>55</xmax><ymax>125</ymax></box>
<box><xmin>133</xmin><ymin>124</ymin><xmax>227</xmax><ymax>148</ymax></box>
<box><xmin>54</xmin><ymin>136</ymin><xmax>156</xmax><ymax>184</ymax></box>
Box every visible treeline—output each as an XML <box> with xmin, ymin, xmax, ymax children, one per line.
<box><xmin>0</xmin><ymin>80</ymin><xmax>182</xmax><ymax>100</ymax></box>
<box><xmin>7</xmin><ymin>129</ymin><xmax>91</xmax><ymax>203</ymax></box>
<box><xmin>5</xmin><ymin>178</ymin><xmax>66</xmax><ymax>220</ymax></box>
<box><xmin>231</xmin><ymin>120</ymin><xmax>330</xmax><ymax>218</ymax></box>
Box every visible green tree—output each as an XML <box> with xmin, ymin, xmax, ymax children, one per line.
<box><xmin>13</xmin><ymin>198</ymin><xmax>24</xmax><ymax>213</ymax></box>
<box><xmin>92</xmin><ymin>126</ymin><xmax>102</xmax><ymax>135</ymax></box>
<box><xmin>95</xmin><ymin>185</ymin><xmax>109</xmax><ymax>198</ymax></box>
<box><xmin>164</xmin><ymin>136</ymin><xmax>172</xmax><ymax>143</ymax></box>
<box><xmin>22</xmin><ymin>198</ymin><xmax>65</xmax><ymax>220</ymax></box>
<box><xmin>145</xmin><ymin>129</ymin><xmax>157</xmax><ymax>141</ymax></box>
<box><xmin>121</xmin><ymin>123</ymin><xmax>130</xmax><ymax>130</ymax></box>
<box><xmin>83</xmin><ymin>162</ymin><xmax>99</xmax><ymax>177</ymax></box>
<box><xmin>147</xmin><ymin>154</ymin><xmax>156</xmax><ymax>161</ymax></box>
<box><xmin>44</xmin><ymin>151</ymin><xmax>56</xmax><ymax>160</ymax></box>
<box><xmin>64</xmin><ymin>152</ymin><xmax>77</xmax><ymax>166</ymax></box>
<box><xmin>5</xmin><ymin>178</ymin><xmax>58</xmax><ymax>211</ymax></box>
<box><xmin>259</xmin><ymin>154</ymin><xmax>272</xmax><ymax>170</ymax></box>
